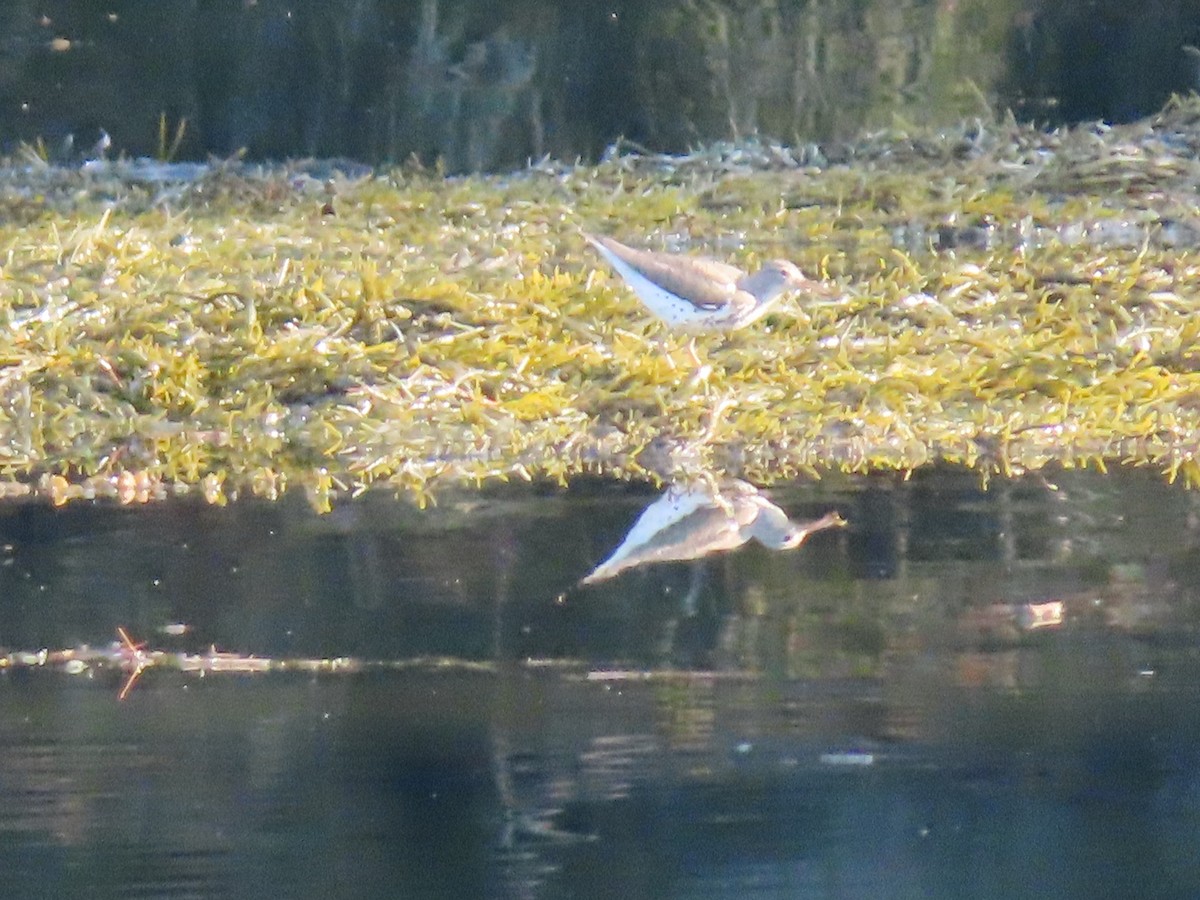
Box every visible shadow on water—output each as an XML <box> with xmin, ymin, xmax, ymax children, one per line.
<box><xmin>3</xmin><ymin>467</ymin><xmax>1200</xmax><ymax>897</ymax></box>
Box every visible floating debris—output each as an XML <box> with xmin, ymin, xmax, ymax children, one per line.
<box><xmin>0</xmin><ymin>628</ymin><xmax>496</xmax><ymax>699</ymax></box>
<box><xmin>819</xmin><ymin>751</ymin><xmax>877</xmax><ymax>767</ymax></box>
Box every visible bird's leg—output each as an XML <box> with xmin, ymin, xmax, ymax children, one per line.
<box><xmin>682</xmin><ymin>560</ymin><xmax>707</xmax><ymax>617</ymax></box>
<box><xmin>655</xmin><ymin>616</ymin><xmax>679</xmax><ymax>658</ymax></box>
<box><xmin>684</xmin><ymin>396</ymin><xmax>736</xmax><ymax>515</ymax></box>
<box><xmin>697</xmin><ymin>393</ymin><xmax>734</xmax><ymax>445</ymax></box>
<box><xmin>681</xmin><ymin>337</ymin><xmax>715</xmax><ymax>388</ymax></box>
<box><xmin>709</xmin><ymin>476</ymin><xmax>736</xmax><ymax>519</ymax></box>
<box><xmin>685</xmin><ymin>362</ymin><xmax>713</xmax><ymax>389</ymax></box>
<box><xmin>661</xmin><ymin>335</ymin><xmax>701</xmax><ymax>373</ymax></box>
<box><xmin>654</xmin><ymin>335</ymin><xmax>679</xmax><ymax>372</ymax></box>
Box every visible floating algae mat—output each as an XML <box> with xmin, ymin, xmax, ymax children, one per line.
<box><xmin>4</xmin><ymin>99</ymin><xmax>1200</xmax><ymax>508</ymax></box>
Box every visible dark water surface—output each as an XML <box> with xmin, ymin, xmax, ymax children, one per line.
<box><xmin>4</xmin><ymin>1</ymin><xmax>1199</xmax><ymax>169</ymax></box>
<box><xmin>3</xmin><ymin>469</ymin><xmax>1200</xmax><ymax>898</ymax></box>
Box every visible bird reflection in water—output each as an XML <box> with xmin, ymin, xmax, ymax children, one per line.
<box><xmin>581</xmin><ymin>479</ymin><xmax>845</xmax><ymax>613</ymax></box>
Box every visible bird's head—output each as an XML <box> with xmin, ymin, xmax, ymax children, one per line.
<box><xmin>739</xmin><ymin>259</ymin><xmax>813</xmax><ymax>309</ymax></box>
<box><xmin>762</xmin><ymin>259</ymin><xmax>807</xmax><ymax>287</ymax></box>
<box><xmin>750</xmin><ymin>505</ymin><xmax>846</xmax><ymax>550</ymax></box>
<box><xmin>775</xmin><ymin>510</ymin><xmax>847</xmax><ymax>549</ymax></box>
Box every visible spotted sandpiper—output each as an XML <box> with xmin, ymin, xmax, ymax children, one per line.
<box><xmin>580</xmin><ymin>479</ymin><xmax>845</xmax><ymax>586</ymax></box>
<box><xmin>583</xmin><ymin>233</ymin><xmax>823</xmax><ymax>332</ymax></box>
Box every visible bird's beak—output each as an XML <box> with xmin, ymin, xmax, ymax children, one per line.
<box><xmin>802</xmin><ymin>278</ymin><xmax>843</xmax><ymax>298</ymax></box>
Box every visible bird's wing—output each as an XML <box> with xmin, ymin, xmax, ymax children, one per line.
<box><xmin>677</xmin><ymin>255</ymin><xmax>748</xmax><ymax>284</ymax></box>
<box><xmin>580</xmin><ymin>484</ymin><xmax>745</xmax><ymax>584</ymax></box>
<box><xmin>585</xmin><ymin>234</ymin><xmax>741</xmax><ymax>311</ymax></box>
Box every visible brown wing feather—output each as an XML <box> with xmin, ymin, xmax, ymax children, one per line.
<box><xmin>586</xmin><ymin>234</ymin><xmax>743</xmax><ymax>310</ymax></box>
<box><xmin>671</xmin><ymin>255</ymin><xmax>747</xmax><ymax>284</ymax></box>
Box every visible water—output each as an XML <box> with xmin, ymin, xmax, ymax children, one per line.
<box><xmin>2</xmin><ymin>2</ymin><xmax>1195</xmax><ymax>168</ymax></box>
<box><xmin>2</xmin><ymin>469</ymin><xmax>1200</xmax><ymax>898</ymax></box>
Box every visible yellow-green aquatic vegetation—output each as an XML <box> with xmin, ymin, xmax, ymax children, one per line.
<box><xmin>7</xmin><ymin>99</ymin><xmax>1200</xmax><ymax>506</ymax></box>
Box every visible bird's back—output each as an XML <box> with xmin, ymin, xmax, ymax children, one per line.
<box><xmin>584</xmin><ymin>234</ymin><xmax>742</xmax><ymax>312</ymax></box>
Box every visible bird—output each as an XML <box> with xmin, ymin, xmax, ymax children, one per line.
<box><xmin>583</xmin><ymin>232</ymin><xmax>825</xmax><ymax>332</ymax></box>
<box><xmin>580</xmin><ymin>479</ymin><xmax>845</xmax><ymax>586</ymax></box>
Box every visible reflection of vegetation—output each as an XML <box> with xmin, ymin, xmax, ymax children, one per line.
<box><xmin>156</xmin><ymin>113</ymin><xmax>188</xmax><ymax>163</ymax></box>
<box><xmin>649</xmin><ymin>0</ymin><xmax>794</xmax><ymax>141</ymax></box>
<box><xmin>639</xmin><ymin>0</ymin><xmax>1022</xmax><ymax>146</ymax></box>
<box><xmin>6</xmin><ymin>0</ymin><xmax>1200</xmax><ymax>171</ymax></box>
<box><xmin>397</xmin><ymin>0</ymin><xmax>538</xmax><ymax>171</ymax></box>
<box><xmin>0</xmin><ymin>0</ymin><xmax>1021</xmax><ymax>169</ymax></box>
